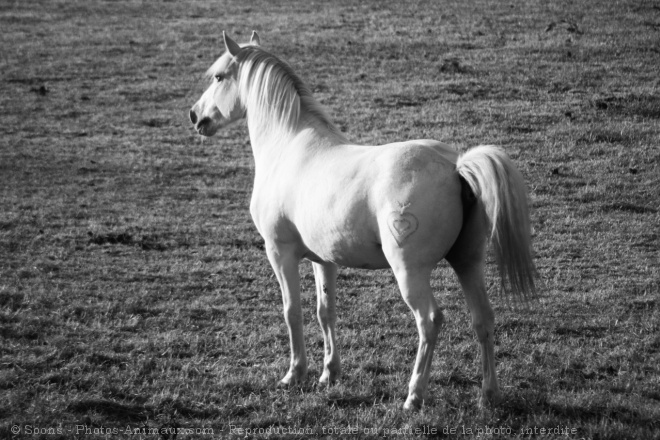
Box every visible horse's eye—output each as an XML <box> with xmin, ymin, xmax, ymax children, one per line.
<box><xmin>215</xmin><ymin>74</ymin><xmax>224</xmax><ymax>82</ymax></box>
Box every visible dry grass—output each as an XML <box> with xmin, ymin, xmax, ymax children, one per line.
<box><xmin>1</xmin><ymin>0</ymin><xmax>659</xmax><ymax>439</ymax></box>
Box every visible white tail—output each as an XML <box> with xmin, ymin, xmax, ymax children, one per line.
<box><xmin>456</xmin><ymin>145</ymin><xmax>537</xmax><ymax>301</ymax></box>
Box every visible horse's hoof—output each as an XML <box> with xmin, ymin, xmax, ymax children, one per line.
<box><xmin>277</xmin><ymin>379</ymin><xmax>304</xmax><ymax>390</ymax></box>
<box><xmin>319</xmin><ymin>369</ymin><xmax>340</xmax><ymax>386</ymax></box>
<box><xmin>403</xmin><ymin>396</ymin><xmax>423</xmax><ymax>411</ymax></box>
<box><xmin>479</xmin><ymin>388</ymin><xmax>502</xmax><ymax>408</ymax></box>
<box><xmin>278</xmin><ymin>370</ymin><xmax>306</xmax><ymax>388</ymax></box>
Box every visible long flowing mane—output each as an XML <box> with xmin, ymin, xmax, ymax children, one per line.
<box><xmin>234</xmin><ymin>46</ymin><xmax>347</xmax><ymax>140</ymax></box>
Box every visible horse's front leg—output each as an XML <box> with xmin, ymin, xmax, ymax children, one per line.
<box><xmin>313</xmin><ymin>262</ymin><xmax>340</xmax><ymax>384</ymax></box>
<box><xmin>266</xmin><ymin>243</ymin><xmax>307</xmax><ymax>386</ymax></box>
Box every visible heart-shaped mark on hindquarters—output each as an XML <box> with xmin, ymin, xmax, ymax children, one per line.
<box><xmin>387</xmin><ymin>212</ymin><xmax>419</xmax><ymax>245</ymax></box>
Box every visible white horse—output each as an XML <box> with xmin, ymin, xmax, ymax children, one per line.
<box><xmin>190</xmin><ymin>32</ymin><xmax>536</xmax><ymax>410</ymax></box>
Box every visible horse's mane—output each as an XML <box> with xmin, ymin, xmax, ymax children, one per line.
<box><xmin>234</xmin><ymin>46</ymin><xmax>346</xmax><ymax>140</ymax></box>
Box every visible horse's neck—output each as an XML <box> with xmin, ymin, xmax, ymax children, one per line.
<box><xmin>247</xmin><ymin>113</ymin><xmax>345</xmax><ymax>172</ymax></box>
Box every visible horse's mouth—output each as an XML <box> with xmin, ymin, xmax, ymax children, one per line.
<box><xmin>195</xmin><ymin>123</ymin><xmax>217</xmax><ymax>137</ymax></box>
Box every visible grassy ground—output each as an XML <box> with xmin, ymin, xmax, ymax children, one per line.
<box><xmin>1</xmin><ymin>0</ymin><xmax>659</xmax><ymax>439</ymax></box>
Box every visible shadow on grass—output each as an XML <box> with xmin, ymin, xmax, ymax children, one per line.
<box><xmin>67</xmin><ymin>397</ymin><xmax>217</xmax><ymax>423</ymax></box>
<box><xmin>497</xmin><ymin>391</ymin><xmax>659</xmax><ymax>431</ymax></box>
<box><xmin>87</xmin><ymin>231</ymin><xmax>168</xmax><ymax>251</ymax></box>
<box><xmin>67</xmin><ymin>399</ymin><xmax>149</xmax><ymax>423</ymax></box>
<box><xmin>326</xmin><ymin>393</ymin><xmax>393</xmax><ymax>408</ymax></box>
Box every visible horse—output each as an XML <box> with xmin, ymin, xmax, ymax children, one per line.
<box><xmin>189</xmin><ymin>31</ymin><xmax>536</xmax><ymax>410</ymax></box>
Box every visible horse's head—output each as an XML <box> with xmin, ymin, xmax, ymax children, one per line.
<box><xmin>189</xmin><ymin>31</ymin><xmax>260</xmax><ymax>137</ymax></box>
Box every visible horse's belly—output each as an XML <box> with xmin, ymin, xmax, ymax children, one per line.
<box><xmin>302</xmin><ymin>239</ymin><xmax>390</xmax><ymax>269</ymax></box>
<box><xmin>298</xmin><ymin>217</ymin><xmax>390</xmax><ymax>269</ymax></box>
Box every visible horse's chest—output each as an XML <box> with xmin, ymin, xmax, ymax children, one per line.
<box><xmin>249</xmin><ymin>194</ymin><xmax>287</xmax><ymax>239</ymax></box>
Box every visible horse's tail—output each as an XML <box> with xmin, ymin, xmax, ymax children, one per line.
<box><xmin>456</xmin><ymin>145</ymin><xmax>537</xmax><ymax>302</ymax></box>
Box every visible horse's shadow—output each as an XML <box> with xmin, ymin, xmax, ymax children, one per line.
<box><xmin>494</xmin><ymin>390</ymin><xmax>656</xmax><ymax>432</ymax></box>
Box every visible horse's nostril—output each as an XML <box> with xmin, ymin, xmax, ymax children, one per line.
<box><xmin>189</xmin><ymin>109</ymin><xmax>198</xmax><ymax>124</ymax></box>
<box><xmin>197</xmin><ymin>117</ymin><xmax>211</xmax><ymax>128</ymax></box>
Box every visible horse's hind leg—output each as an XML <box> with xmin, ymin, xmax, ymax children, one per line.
<box><xmin>453</xmin><ymin>260</ymin><xmax>501</xmax><ymax>406</ymax></box>
<box><xmin>313</xmin><ymin>262</ymin><xmax>340</xmax><ymax>384</ymax></box>
<box><xmin>447</xmin><ymin>215</ymin><xmax>501</xmax><ymax>406</ymax></box>
<box><xmin>391</xmin><ymin>266</ymin><xmax>443</xmax><ymax>410</ymax></box>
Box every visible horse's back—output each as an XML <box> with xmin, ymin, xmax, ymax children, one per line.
<box><xmin>368</xmin><ymin>139</ymin><xmax>459</xmax><ymax>191</ymax></box>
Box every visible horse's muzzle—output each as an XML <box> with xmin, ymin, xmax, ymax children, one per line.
<box><xmin>190</xmin><ymin>109</ymin><xmax>215</xmax><ymax>136</ymax></box>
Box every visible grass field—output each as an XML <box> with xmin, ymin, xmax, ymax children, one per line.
<box><xmin>1</xmin><ymin>0</ymin><xmax>659</xmax><ymax>439</ymax></box>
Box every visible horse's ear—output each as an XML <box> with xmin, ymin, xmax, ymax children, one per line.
<box><xmin>250</xmin><ymin>31</ymin><xmax>260</xmax><ymax>46</ymax></box>
<box><xmin>223</xmin><ymin>31</ymin><xmax>241</xmax><ymax>57</ymax></box>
